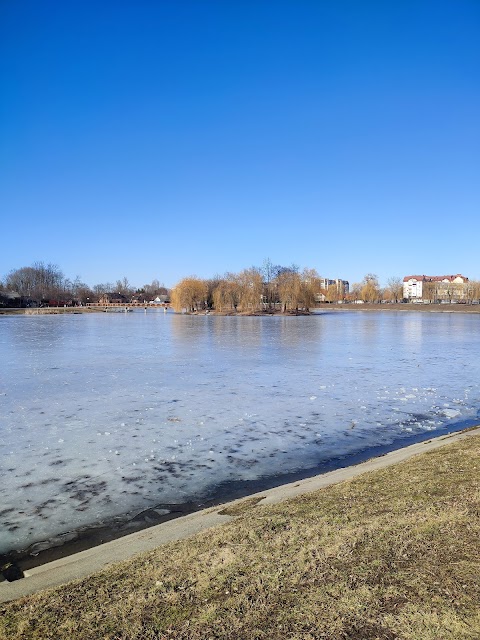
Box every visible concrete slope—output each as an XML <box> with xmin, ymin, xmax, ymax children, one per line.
<box><xmin>1</xmin><ymin>427</ymin><xmax>478</xmax><ymax>603</ymax></box>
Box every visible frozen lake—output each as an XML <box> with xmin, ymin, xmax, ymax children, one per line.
<box><xmin>1</xmin><ymin>310</ymin><xmax>479</xmax><ymax>557</ymax></box>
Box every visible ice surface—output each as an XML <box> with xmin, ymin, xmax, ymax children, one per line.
<box><xmin>1</xmin><ymin>310</ymin><xmax>479</xmax><ymax>555</ymax></box>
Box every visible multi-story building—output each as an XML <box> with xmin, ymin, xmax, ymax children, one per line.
<box><xmin>317</xmin><ymin>278</ymin><xmax>349</xmax><ymax>302</ymax></box>
<box><xmin>403</xmin><ymin>274</ymin><xmax>469</xmax><ymax>302</ymax></box>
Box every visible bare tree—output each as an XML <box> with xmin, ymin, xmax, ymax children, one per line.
<box><xmin>71</xmin><ymin>277</ymin><xmax>94</xmax><ymax>304</ymax></box>
<box><xmin>115</xmin><ymin>277</ymin><xmax>133</xmax><ymax>297</ymax></box>
<box><xmin>261</xmin><ymin>258</ymin><xmax>280</xmax><ymax>309</ymax></box>
<box><xmin>350</xmin><ymin>282</ymin><xmax>362</xmax><ymax>302</ymax></box>
<box><xmin>5</xmin><ymin>262</ymin><xmax>65</xmax><ymax>303</ymax></box>
<box><xmin>422</xmin><ymin>281</ymin><xmax>437</xmax><ymax>303</ymax></box>
<box><xmin>386</xmin><ymin>277</ymin><xmax>404</xmax><ymax>303</ymax></box>
<box><xmin>140</xmin><ymin>280</ymin><xmax>169</xmax><ymax>300</ymax></box>
<box><xmin>92</xmin><ymin>283</ymin><xmax>114</xmax><ymax>298</ymax></box>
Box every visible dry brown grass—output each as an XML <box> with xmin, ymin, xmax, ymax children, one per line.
<box><xmin>1</xmin><ymin>435</ymin><xmax>480</xmax><ymax>639</ymax></box>
<box><xmin>217</xmin><ymin>496</ymin><xmax>266</xmax><ymax>516</ymax></box>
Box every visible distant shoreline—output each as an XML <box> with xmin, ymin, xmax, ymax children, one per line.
<box><xmin>0</xmin><ymin>307</ymin><xmax>99</xmax><ymax>315</ymax></box>
<box><xmin>165</xmin><ymin>303</ymin><xmax>480</xmax><ymax>315</ymax></box>
<box><xmin>2</xmin><ymin>302</ymin><xmax>480</xmax><ymax>316</ymax></box>
<box><xmin>4</xmin><ymin>302</ymin><xmax>480</xmax><ymax>317</ymax></box>
<box><xmin>321</xmin><ymin>302</ymin><xmax>480</xmax><ymax>313</ymax></box>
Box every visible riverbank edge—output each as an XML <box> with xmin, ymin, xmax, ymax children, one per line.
<box><xmin>3</xmin><ymin>302</ymin><xmax>480</xmax><ymax>315</ymax></box>
<box><xmin>1</xmin><ymin>424</ymin><xmax>478</xmax><ymax>604</ymax></box>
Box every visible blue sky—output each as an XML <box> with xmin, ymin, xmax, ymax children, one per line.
<box><xmin>1</xmin><ymin>1</ymin><xmax>479</xmax><ymax>288</ymax></box>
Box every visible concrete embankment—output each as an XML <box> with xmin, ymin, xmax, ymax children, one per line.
<box><xmin>1</xmin><ymin>425</ymin><xmax>478</xmax><ymax>604</ymax></box>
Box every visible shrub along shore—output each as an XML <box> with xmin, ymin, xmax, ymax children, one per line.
<box><xmin>1</xmin><ymin>430</ymin><xmax>479</xmax><ymax>639</ymax></box>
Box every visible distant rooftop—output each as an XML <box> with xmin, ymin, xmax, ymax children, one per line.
<box><xmin>403</xmin><ymin>274</ymin><xmax>468</xmax><ymax>283</ymax></box>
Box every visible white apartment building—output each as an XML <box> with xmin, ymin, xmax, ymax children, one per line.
<box><xmin>403</xmin><ymin>274</ymin><xmax>469</xmax><ymax>301</ymax></box>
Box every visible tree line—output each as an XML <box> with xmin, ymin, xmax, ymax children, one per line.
<box><xmin>171</xmin><ymin>264</ymin><xmax>323</xmax><ymax>313</ymax></box>
<box><xmin>0</xmin><ymin>262</ymin><xmax>168</xmax><ymax>307</ymax></box>
<box><xmin>171</xmin><ymin>266</ymin><xmax>405</xmax><ymax>313</ymax></box>
<box><xmin>172</xmin><ymin>269</ymin><xmax>480</xmax><ymax>312</ymax></box>
<box><xmin>3</xmin><ymin>261</ymin><xmax>479</xmax><ymax>310</ymax></box>
<box><xmin>420</xmin><ymin>279</ymin><xmax>480</xmax><ymax>304</ymax></box>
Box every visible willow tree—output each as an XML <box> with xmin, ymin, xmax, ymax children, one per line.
<box><xmin>276</xmin><ymin>268</ymin><xmax>302</xmax><ymax>312</ymax></box>
<box><xmin>361</xmin><ymin>273</ymin><xmax>380</xmax><ymax>303</ymax></box>
<box><xmin>212</xmin><ymin>274</ymin><xmax>240</xmax><ymax>312</ymax></box>
<box><xmin>466</xmin><ymin>280</ymin><xmax>480</xmax><ymax>304</ymax></box>
<box><xmin>205</xmin><ymin>276</ymin><xmax>222</xmax><ymax>310</ymax></box>
<box><xmin>473</xmin><ymin>281</ymin><xmax>480</xmax><ymax>303</ymax></box>
<box><xmin>171</xmin><ymin>277</ymin><xmax>207</xmax><ymax>312</ymax></box>
<box><xmin>299</xmin><ymin>268</ymin><xmax>322</xmax><ymax>310</ymax></box>
<box><xmin>237</xmin><ymin>268</ymin><xmax>263</xmax><ymax>312</ymax></box>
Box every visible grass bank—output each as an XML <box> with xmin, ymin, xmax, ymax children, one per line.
<box><xmin>1</xmin><ymin>433</ymin><xmax>479</xmax><ymax>639</ymax></box>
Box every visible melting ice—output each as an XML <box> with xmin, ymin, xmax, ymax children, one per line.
<box><xmin>1</xmin><ymin>310</ymin><xmax>479</xmax><ymax>555</ymax></box>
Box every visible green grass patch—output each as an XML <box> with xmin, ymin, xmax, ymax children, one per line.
<box><xmin>1</xmin><ymin>434</ymin><xmax>480</xmax><ymax>639</ymax></box>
